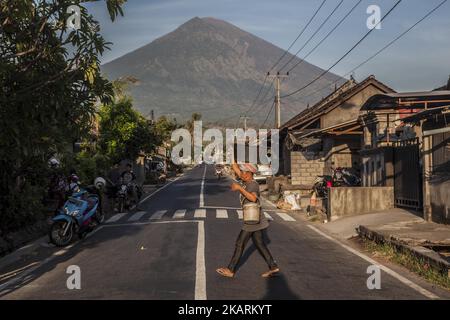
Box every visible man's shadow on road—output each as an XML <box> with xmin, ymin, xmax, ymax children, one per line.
<box><xmin>234</xmin><ymin>229</ymin><xmax>300</xmax><ymax>300</ymax></box>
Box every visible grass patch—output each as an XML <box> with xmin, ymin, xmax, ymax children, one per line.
<box><xmin>362</xmin><ymin>238</ymin><xmax>450</xmax><ymax>290</ymax></box>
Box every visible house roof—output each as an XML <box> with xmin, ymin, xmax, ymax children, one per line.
<box><xmin>361</xmin><ymin>91</ymin><xmax>450</xmax><ymax>111</ymax></box>
<box><xmin>401</xmin><ymin>105</ymin><xmax>450</xmax><ymax>123</ymax></box>
<box><xmin>280</xmin><ymin>75</ymin><xmax>395</xmax><ymax>131</ymax></box>
<box><xmin>293</xmin><ymin>119</ymin><xmax>361</xmax><ymax>141</ymax></box>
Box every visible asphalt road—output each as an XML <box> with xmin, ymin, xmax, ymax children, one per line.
<box><xmin>0</xmin><ymin>165</ymin><xmax>448</xmax><ymax>300</ymax></box>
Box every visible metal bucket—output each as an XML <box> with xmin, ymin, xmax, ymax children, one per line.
<box><xmin>243</xmin><ymin>202</ymin><xmax>260</xmax><ymax>225</ymax></box>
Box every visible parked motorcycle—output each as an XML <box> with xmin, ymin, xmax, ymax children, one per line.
<box><xmin>313</xmin><ymin>175</ymin><xmax>334</xmax><ymax>198</ymax></box>
<box><xmin>116</xmin><ymin>183</ymin><xmax>129</xmax><ymax>213</ymax></box>
<box><xmin>333</xmin><ymin>167</ymin><xmax>361</xmax><ymax>187</ymax></box>
<box><xmin>49</xmin><ymin>179</ymin><xmax>105</xmax><ymax>247</ymax></box>
<box><xmin>313</xmin><ymin>167</ymin><xmax>361</xmax><ymax>199</ymax></box>
<box><xmin>215</xmin><ymin>167</ymin><xmax>223</xmax><ymax>180</ymax></box>
<box><xmin>116</xmin><ymin>182</ymin><xmax>142</xmax><ymax>212</ymax></box>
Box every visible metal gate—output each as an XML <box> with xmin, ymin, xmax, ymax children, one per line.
<box><xmin>393</xmin><ymin>139</ymin><xmax>423</xmax><ymax>210</ymax></box>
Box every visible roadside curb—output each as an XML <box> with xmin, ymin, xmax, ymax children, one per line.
<box><xmin>357</xmin><ymin>225</ymin><xmax>450</xmax><ymax>278</ymax></box>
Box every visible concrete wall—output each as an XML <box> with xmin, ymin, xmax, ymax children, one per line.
<box><xmin>430</xmin><ymin>180</ymin><xmax>450</xmax><ymax>224</ymax></box>
<box><xmin>321</xmin><ymin>85</ymin><xmax>382</xmax><ymax>128</ymax></box>
<box><xmin>290</xmin><ymin>151</ymin><xmax>325</xmax><ymax>185</ymax></box>
<box><xmin>328</xmin><ymin>186</ymin><xmax>394</xmax><ymax>221</ymax></box>
<box><xmin>323</xmin><ymin>136</ymin><xmax>361</xmax><ymax>175</ymax></box>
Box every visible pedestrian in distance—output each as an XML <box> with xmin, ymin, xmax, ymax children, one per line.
<box><xmin>216</xmin><ymin>162</ymin><xmax>280</xmax><ymax>278</ymax></box>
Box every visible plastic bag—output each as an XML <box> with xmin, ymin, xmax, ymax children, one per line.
<box><xmin>284</xmin><ymin>194</ymin><xmax>301</xmax><ymax>210</ymax></box>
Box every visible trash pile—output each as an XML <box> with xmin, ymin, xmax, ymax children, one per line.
<box><xmin>276</xmin><ymin>192</ymin><xmax>301</xmax><ymax>211</ymax></box>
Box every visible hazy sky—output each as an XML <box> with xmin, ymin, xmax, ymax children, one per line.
<box><xmin>86</xmin><ymin>0</ymin><xmax>450</xmax><ymax>92</ymax></box>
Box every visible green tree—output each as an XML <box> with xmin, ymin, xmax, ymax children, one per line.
<box><xmin>154</xmin><ymin>116</ymin><xmax>178</xmax><ymax>142</ymax></box>
<box><xmin>0</xmin><ymin>0</ymin><xmax>126</xmax><ymax>233</ymax></box>
<box><xmin>98</xmin><ymin>97</ymin><xmax>158</xmax><ymax>163</ymax></box>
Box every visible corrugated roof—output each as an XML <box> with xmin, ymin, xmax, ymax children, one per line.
<box><xmin>361</xmin><ymin>91</ymin><xmax>450</xmax><ymax>110</ymax></box>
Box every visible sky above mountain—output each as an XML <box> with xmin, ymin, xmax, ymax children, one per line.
<box><xmin>86</xmin><ymin>0</ymin><xmax>450</xmax><ymax>92</ymax></box>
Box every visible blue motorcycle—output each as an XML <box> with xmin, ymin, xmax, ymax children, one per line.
<box><xmin>49</xmin><ymin>185</ymin><xmax>105</xmax><ymax>247</ymax></box>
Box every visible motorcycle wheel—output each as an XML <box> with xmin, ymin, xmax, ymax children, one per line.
<box><xmin>118</xmin><ymin>198</ymin><xmax>124</xmax><ymax>213</ymax></box>
<box><xmin>94</xmin><ymin>207</ymin><xmax>105</xmax><ymax>224</ymax></box>
<box><xmin>49</xmin><ymin>221</ymin><xmax>73</xmax><ymax>247</ymax></box>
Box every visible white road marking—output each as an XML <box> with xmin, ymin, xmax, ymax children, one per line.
<box><xmin>173</xmin><ymin>209</ymin><xmax>186</xmax><ymax>219</ymax></box>
<box><xmin>216</xmin><ymin>209</ymin><xmax>228</xmax><ymax>219</ymax></box>
<box><xmin>199</xmin><ymin>165</ymin><xmax>206</xmax><ymax>207</ymax></box>
<box><xmin>276</xmin><ymin>212</ymin><xmax>296</xmax><ymax>222</ymax></box>
<box><xmin>127</xmin><ymin>211</ymin><xmax>147</xmax><ymax>222</ymax></box>
<box><xmin>104</xmin><ymin>220</ymin><xmax>197</xmax><ymax>227</ymax></box>
<box><xmin>202</xmin><ymin>206</ymin><xmax>241</xmax><ymax>210</ymax></box>
<box><xmin>264</xmin><ymin>212</ymin><xmax>274</xmax><ymax>221</ymax></box>
<box><xmin>237</xmin><ymin>210</ymin><xmax>243</xmax><ymax>219</ymax></box>
<box><xmin>307</xmin><ymin>225</ymin><xmax>440</xmax><ymax>300</ymax></box>
<box><xmin>195</xmin><ymin>220</ymin><xmax>207</xmax><ymax>300</ymax></box>
<box><xmin>105</xmin><ymin>212</ymin><xmax>127</xmax><ymax>223</ymax></box>
<box><xmin>194</xmin><ymin>209</ymin><xmax>206</xmax><ymax>218</ymax></box>
<box><xmin>149</xmin><ymin>210</ymin><xmax>167</xmax><ymax>220</ymax></box>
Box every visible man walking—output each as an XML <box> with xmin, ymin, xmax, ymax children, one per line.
<box><xmin>216</xmin><ymin>162</ymin><xmax>280</xmax><ymax>278</ymax></box>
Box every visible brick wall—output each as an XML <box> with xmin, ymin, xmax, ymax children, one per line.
<box><xmin>291</xmin><ymin>151</ymin><xmax>325</xmax><ymax>185</ymax></box>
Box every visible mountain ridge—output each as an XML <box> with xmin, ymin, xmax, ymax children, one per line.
<box><xmin>101</xmin><ymin>17</ymin><xmax>344</xmax><ymax>126</ymax></box>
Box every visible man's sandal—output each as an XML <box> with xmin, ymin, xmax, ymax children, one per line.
<box><xmin>216</xmin><ymin>268</ymin><xmax>234</xmax><ymax>278</ymax></box>
<box><xmin>261</xmin><ymin>268</ymin><xmax>280</xmax><ymax>278</ymax></box>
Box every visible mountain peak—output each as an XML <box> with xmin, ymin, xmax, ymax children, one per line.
<box><xmin>101</xmin><ymin>18</ymin><xmax>342</xmax><ymax>125</ymax></box>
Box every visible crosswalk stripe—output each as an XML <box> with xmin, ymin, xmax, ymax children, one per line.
<box><xmin>194</xmin><ymin>209</ymin><xmax>206</xmax><ymax>218</ymax></box>
<box><xmin>276</xmin><ymin>212</ymin><xmax>296</xmax><ymax>222</ymax></box>
<box><xmin>127</xmin><ymin>211</ymin><xmax>147</xmax><ymax>222</ymax></box>
<box><xmin>106</xmin><ymin>212</ymin><xmax>127</xmax><ymax>223</ymax></box>
<box><xmin>264</xmin><ymin>212</ymin><xmax>274</xmax><ymax>221</ymax></box>
<box><xmin>216</xmin><ymin>209</ymin><xmax>228</xmax><ymax>219</ymax></box>
<box><xmin>150</xmin><ymin>210</ymin><xmax>167</xmax><ymax>220</ymax></box>
<box><xmin>237</xmin><ymin>210</ymin><xmax>243</xmax><ymax>219</ymax></box>
<box><xmin>173</xmin><ymin>209</ymin><xmax>186</xmax><ymax>219</ymax></box>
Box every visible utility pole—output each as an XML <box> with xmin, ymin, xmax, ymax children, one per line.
<box><xmin>239</xmin><ymin>116</ymin><xmax>249</xmax><ymax>131</ymax></box>
<box><xmin>268</xmin><ymin>72</ymin><xmax>289</xmax><ymax>128</ymax></box>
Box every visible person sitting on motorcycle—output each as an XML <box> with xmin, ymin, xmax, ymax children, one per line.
<box><xmin>120</xmin><ymin>163</ymin><xmax>138</xmax><ymax>201</ymax></box>
<box><xmin>67</xmin><ymin>173</ymin><xmax>81</xmax><ymax>195</ymax></box>
<box><xmin>48</xmin><ymin>158</ymin><xmax>67</xmax><ymax>212</ymax></box>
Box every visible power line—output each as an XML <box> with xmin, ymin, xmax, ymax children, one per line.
<box><xmin>238</xmin><ymin>0</ymin><xmax>327</xmax><ymax>123</ymax></box>
<box><xmin>243</xmin><ymin>73</ymin><xmax>269</xmax><ymax>117</ymax></box>
<box><xmin>281</xmin><ymin>0</ymin><xmax>403</xmax><ymax>99</ymax></box>
<box><xmin>279</xmin><ymin>0</ymin><xmax>344</xmax><ymax>72</ymax></box>
<box><xmin>286</xmin><ymin>0</ymin><xmax>363</xmax><ymax>73</ymax></box>
<box><xmin>261</xmin><ymin>100</ymin><xmax>276</xmax><ymax>128</ymax></box>
<box><xmin>269</xmin><ymin>0</ymin><xmax>328</xmax><ymax>72</ymax></box>
<box><xmin>252</xmin><ymin>80</ymin><xmax>276</xmax><ymax>115</ymax></box>
<box><xmin>289</xmin><ymin>0</ymin><xmax>448</xmax><ymax>104</ymax></box>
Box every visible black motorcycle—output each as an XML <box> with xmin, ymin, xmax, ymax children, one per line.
<box><xmin>116</xmin><ymin>182</ymin><xmax>142</xmax><ymax>212</ymax></box>
<box><xmin>313</xmin><ymin>167</ymin><xmax>361</xmax><ymax>199</ymax></box>
<box><xmin>333</xmin><ymin>167</ymin><xmax>361</xmax><ymax>187</ymax></box>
